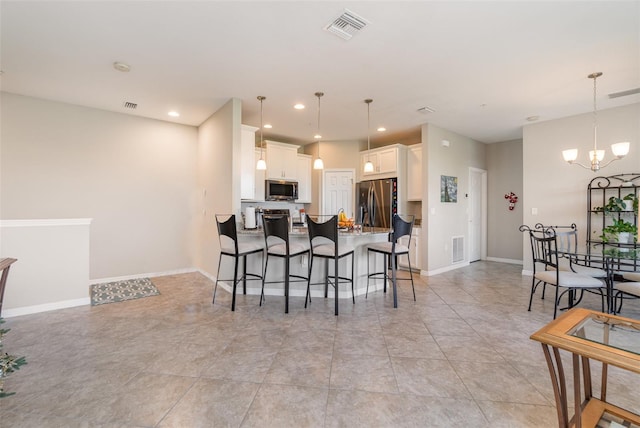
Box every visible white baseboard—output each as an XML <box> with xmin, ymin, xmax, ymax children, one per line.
<box><xmin>2</xmin><ymin>297</ymin><xmax>90</xmax><ymax>318</ymax></box>
<box><xmin>89</xmin><ymin>267</ymin><xmax>198</xmax><ymax>285</ymax></box>
<box><xmin>424</xmin><ymin>262</ymin><xmax>470</xmax><ymax>276</ymax></box>
<box><xmin>485</xmin><ymin>257</ymin><xmax>523</xmax><ymax>265</ymax></box>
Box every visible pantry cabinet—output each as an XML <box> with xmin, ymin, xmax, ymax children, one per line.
<box><xmin>240</xmin><ymin>125</ymin><xmax>258</xmax><ymax>200</ymax></box>
<box><xmin>296</xmin><ymin>154</ymin><xmax>312</xmax><ymax>203</ymax></box>
<box><xmin>407</xmin><ymin>144</ymin><xmax>422</xmax><ymax>201</ymax></box>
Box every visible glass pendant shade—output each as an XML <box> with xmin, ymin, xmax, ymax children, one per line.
<box><xmin>313</xmin><ymin>92</ymin><xmax>324</xmax><ymax>170</ymax></box>
<box><xmin>363</xmin><ymin>160</ymin><xmax>374</xmax><ymax>173</ymax></box>
<box><xmin>562</xmin><ymin>149</ymin><xmax>578</xmax><ymax>163</ymax></box>
<box><xmin>256</xmin><ymin>96</ymin><xmax>267</xmax><ymax>170</ymax></box>
<box><xmin>611</xmin><ymin>142</ymin><xmax>630</xmax><ymax>157</ymax></box>
<box><xmin>589</xmin><ymin>150</ymin><xmax>605</xmax><ymax>162</ymax></box>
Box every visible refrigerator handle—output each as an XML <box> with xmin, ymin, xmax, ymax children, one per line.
<box><xmin>369</xmin><ymin>186</ymin><xmax>375</xmax><ymax>227</ymax></box>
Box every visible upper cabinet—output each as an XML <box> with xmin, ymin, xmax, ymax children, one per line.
<box><xmin>296</xmin><ymin>154</ymin><xmax>312</xmax><ymax>203</ymax></box>
<box><xmin>240</xmin><ymin>125</ymin><xmax>258</xmax><ymax>200</ymax></box>
<box><xmin>407</xmin><ymin>144</ymin><xmax>422</xmax><ymax>201</ymax></box>
<box><xmin>359</xmin><ymin>144</ymin><xmax>407</xmax><ymax>181</ymax></box>
<box><xmin>266</xmin><ymin>140</ymin><xmax>300</xmax><ymax>180</ymax></box>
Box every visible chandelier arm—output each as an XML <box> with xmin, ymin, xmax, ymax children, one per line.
<box><xmin>567</xmin><ymin>160</ymin><xmax>593</xmax><ymax>171</ymax></box>
<box><xmin>598</xmin><ymin>157</ymin><xmax>623</xmax><ymax>170</ymax></box>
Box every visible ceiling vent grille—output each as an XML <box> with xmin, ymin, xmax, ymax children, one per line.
<box><xmin>123</xmin><ymin>101</ymin><xmax>137</xmax><ymax>110</ymax></box>
<box><xmin>324</xmin><ymin>9</ymin><xmax>369</xmax><ymax>40</ymax></box>
<box><xmin>608</xmin><ymin>88</ymin><xmax>640</xmax><ymax>99</ymax></box>
<box><xmin>417</xmin><ymin>106</ymin><xmax>436</xmax><ymax>114</ymax></box>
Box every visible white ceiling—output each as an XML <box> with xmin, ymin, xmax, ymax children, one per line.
<box><xmin>2</xmin><ymin>1</ymin><xmax>639</xmax><ymax>145</ymax></box>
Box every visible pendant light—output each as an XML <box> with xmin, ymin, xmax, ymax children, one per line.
<box><xmin>562</xmin><ymin>72</ymin><xmax>630</xmax><ymax>172</ymax></box>
<box><xmin>313</xmin><ymin>91</ymin><xmax>325</xmax><ymax>170</ymax></box>
<box><xmin>363</xmin><ymin>99</ymin><xmax>374</xmax><ymax>173</ymax></box>
<box><xmin>256</xmin><ymin>96</ymin><xmax>267</xmax><ymax>170</ymax></box>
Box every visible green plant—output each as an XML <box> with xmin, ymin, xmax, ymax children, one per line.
<box><xmin>599</xmin><ymin>219</ymin><xmax>638</xmax><ymax>242</ymax></box>
<box><xmin>594</xmin><ymin>196</ymin><xmax>626</xmax><ymax>214</ymax></box>
<box><xmin>0</xmin><ymin>318</ymin><xmax>26</xmax><ymax>398</ymax></box>
<box><xmin>623</xmin><ymin>193</ymin><xmax>639</xmax><ymax>214</ymax></box>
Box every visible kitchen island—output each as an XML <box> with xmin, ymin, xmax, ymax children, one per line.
<box><xmin>216</xmin><ymin>226</ymin><xmax>393</xmax><ymax>309</ymax></box>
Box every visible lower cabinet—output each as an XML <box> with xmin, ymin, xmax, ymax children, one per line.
<box><xmin>399</xmin><ymin>227</ymin><xmax>420</xmax><ymax>271</ymax></box>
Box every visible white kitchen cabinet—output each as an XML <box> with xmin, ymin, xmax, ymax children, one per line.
<box><xmin>407</xmin><ymin>144</ymin><xmax>422</xmax><ymax>201</ymax></box>
<box><xmin>399</xmin><ymin>227</ymin><xmax>421</xmax><ymax>271</ymax></box>
<box><xmin>240</xmin><ymin>125</ymin><xmax>258</xmax><ymax>200</ymax></box>
<box><xmin>359</xmin><ymin>144</ymin><xmax>407</xmax><ymax>181</ymax></box>
<box><xmin>266</xmin><ymin>140</ymin><xmax>299</xmax><ymax>180</ymax></box>
<box><xmin>254</xmin><ymin>149</ymin><xmax>265</xmax><ymax>201</ymax></box>
<box><xmin>296</xmin><ymin>154</ymin><xmax>312</xmax><ymax>203</ymax></box>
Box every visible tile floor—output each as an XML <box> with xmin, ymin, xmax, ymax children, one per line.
<box><xmin>1</xmin><ymin>261</ymin><xmax>639</xmax><ymax>427</ymax></box>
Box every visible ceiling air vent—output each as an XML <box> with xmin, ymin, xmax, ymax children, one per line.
<box><xmin>123</xmin><ymin>101</ymin><xmax>137</xmax><ymax>110</ymax></box>
<box><xmin>608</xmin><ymin>88</ymin><xmax>640</xmax><ymax>99</ymax></box>
<box><xmin>417</xmin><ymin>106</ymin><xmax>436</xmax><ymax>114</ymax></box>
<box><xmin>324</xmin><ymin>9</ymin><xmax>369</xmax><ymax>41</ymax></box>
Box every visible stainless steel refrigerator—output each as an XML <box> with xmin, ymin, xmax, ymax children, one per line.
<box><xmin>356</xmin><ymin>178</ymin><xmax>398</xmax><ymax>229</ymax></box>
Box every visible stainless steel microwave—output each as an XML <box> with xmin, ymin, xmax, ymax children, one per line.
<box><xmin>265</xmin><ymin>180</ymin><xmax>298</xmax><ymax>201</ymax></box>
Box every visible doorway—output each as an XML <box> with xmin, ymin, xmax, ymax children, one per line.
<box><xmin>468</xmin><ymin>168</ymin><xmax>487</xmax><ymax>262</ymax></box>
<box><xmin>322</xmin><ymin>169</ymin><xmax>355</xmax><ymax>217</ymax></box>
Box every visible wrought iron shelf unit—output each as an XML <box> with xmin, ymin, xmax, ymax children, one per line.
<box><xmin>587</xmin><ymin>173</ymin><xmax>640</xmax><ymax>272</ymax></box>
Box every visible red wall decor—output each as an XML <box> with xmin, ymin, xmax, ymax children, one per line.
<box><xmin>505</xmin><ymin>192</ymin><xmax>518</xmax><ymax>211</ymax></box>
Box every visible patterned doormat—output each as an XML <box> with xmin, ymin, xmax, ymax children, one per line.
<box><xmin>90</xmin><ymin>278</ymin><xmax>160</xmax><ymax>306</ymax></box>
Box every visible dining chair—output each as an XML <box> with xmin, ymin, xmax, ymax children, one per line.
<box><xmin>261</xmin><ymin>214</ymin><xmax>310</xmax><ymax>314</ymax></box>
<box><xmin>214</xmin><ymin>214</ymin><xmax>264</xmax><ymax>311</ymax></box>
<box><xmin>520</xmin><ymin>224</ymin><xmax>606</xmax><ymax>319</ymax></box>
<box><xmin>305</xmin><ymin>215</ymin><xmax>355</xmax><ymax>316</ymax></box>
<box><xmin>545</xmin><ymin>223</ymin><xmax>608</xmax><ymax>279</ymax></box>
<box><xmin>366</xmin><ymin>214</ymin><xmax>416</xmax><ymax>308</ymax></box>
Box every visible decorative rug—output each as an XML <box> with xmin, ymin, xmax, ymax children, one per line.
<box><xmin>90</xmin><ymin>278</ymin><xmax>160</xmax><ymax>306</ymax></box>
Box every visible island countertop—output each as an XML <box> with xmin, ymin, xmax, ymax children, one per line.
<box><xmin>217</xmin><ymin>225</ymin><xmax>395</xmax><ymax>306</ymax></box>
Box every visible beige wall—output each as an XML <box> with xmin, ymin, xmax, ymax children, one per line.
<box><xmin>423</xmin><ymin>123</ymin><xmax>487</xmax><ymax>272</ymax></box>
<box><xmin>486</xmin><ymin>139</ymin><xmax>523</xmax><ymax>262</ymax></box>
<box><xmin>522</xmin><ymin>103</ymin><xmax>640</xmax><ymax>272</ymax></box>
<box><xmin>305</xmin><ymin>140</ymin><xmax>360</xmax><ymax>215</ymax></box>
<box><xmin>195</xmin><ymin>98</ymin><xmax>241</xmax><ymax>276</ymax></box>
<box><xmin>0</xmin><ymin>92</ymin><xmax>198</xmax><ymax>279</ymax></box>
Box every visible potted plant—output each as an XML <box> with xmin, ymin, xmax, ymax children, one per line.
<box><xmin>0</xmin><ymin>319</ymin><xmax>27</xmax><ymax>398</ymax></box>
<box><xmin>622</xmin><ymin>193</ymin><xmax>638</xmax><ymax>214</ymax></box>
<box><xmin>600</xmin><ymin>219</ymin><xmax>638</xmax><ymax>244</ymax></box>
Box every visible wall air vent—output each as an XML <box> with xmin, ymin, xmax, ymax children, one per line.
<box><xmin>452</xmin><ymin>236</ymin><xmax>464</xmax><ymax>264</ymax></box>
<box><xmin>608</xmin><ymin>88</ymin><xmax>640</xmax><ymax>99</ymax></box>
<box><xmin>123</xmin><ymin>101</ymin><xmax>137</xmax><ymax>110</ymax></box>
<box><xmin>324</xmin><ymin>9</ymin><xmax>369</xmax><ymax>41</ymax></box>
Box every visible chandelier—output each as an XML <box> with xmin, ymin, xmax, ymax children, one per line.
<box><xmin>562</xmin><ymin>72</ymin><xmax>630</xmax><ymax>172</ymax></box>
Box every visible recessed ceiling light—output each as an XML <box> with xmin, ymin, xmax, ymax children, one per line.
<box><xmin>314</xmin><ymin>133</ymin><xmax>322</xmax><ymax>139</ymax></box>
<box><xmin>294</xmin><ymin>104</ymin><xmax>305</xmax><ymax>110</ymax></box>
<box><xmin>264</xmin><ymin>124</ymin><xmax>272</xmax><ymax>129</ymax></box>
<box><xmin>377</xmin><ymin>127</ymin><xmax>386</xmax><ymax>132</ymax></box>
<box><xmin>168</xmin><ymin>111</ymin><xmax>180</xmax><ymax>117</ymax></box>
<box><xmin>526</xmin><ymin>115</ymin><xmax>540</xmax><ymax>122</ymax></box>
<box><xmin>113</xmin><ymin>62</ymin><xmax>131</xmax><ymax>72</ymax></box>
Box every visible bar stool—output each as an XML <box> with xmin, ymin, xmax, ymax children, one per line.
<box><xmin>214</xmin><ymin>214</ymin><xmax>264</xmax><ymax>311</ymax></box>
<box><xmin>305</xmin><ymin>215</ymin><xmax>355</xmax><ymax>316</ymax></box>
<box><xmin>261</xmin><ymin>215</ymin><xmax>310</xmax><ymax>314</ymax></box>
<box><xmin>366</xmin><ymin>214</ymin><xmax>416</xmax><ymax>308</ymax></box>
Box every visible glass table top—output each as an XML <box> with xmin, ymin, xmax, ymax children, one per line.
<box><xmin>570</xmin><ymin>313</ymin><xmax>640</xmax><ymax>356</ymax></box>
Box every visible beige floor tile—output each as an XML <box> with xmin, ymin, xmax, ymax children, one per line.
<box><xmin>330</xmin><ymin>354</ymin><xmax>398</xmax><ymax>393</ymax></box>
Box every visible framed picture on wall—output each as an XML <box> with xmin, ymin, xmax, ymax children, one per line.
<box><xmin>441</xmin><ymin>175</ymin><xmax>457</xmax><ymax>203</ymax></box>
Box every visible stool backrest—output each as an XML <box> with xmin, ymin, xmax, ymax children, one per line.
<box><xmin>391</xmin><ymin>214</ymin><xmax>414</xmax><ymax>243</ymax></box>
<box><xmin>307</xmin><ymin>215</ymin><xmax>338</xmax><ymax>249</ymax></box>
<box><xmin>216</xmin><ymin>214</ymin><xmax>238</xmax><ymax>254</ymax></box>
<box><xmin>263</xmin><ymin>215</ymin><xmax>290</xmax><ymax>251</ymax></box>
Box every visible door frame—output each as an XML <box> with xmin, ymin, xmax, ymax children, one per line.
<box><xmin>468</xmin><ymin>167</ymin><xmax>487</xmax><ymax>261</ymax></box>
<box><xmin>322</xmin><ymin>168</ymin><xmax>356</xmax><ymax>216</ymax></box>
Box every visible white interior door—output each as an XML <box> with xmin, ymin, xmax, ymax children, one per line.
<box><xmin>322</xmin><ymin>169</ymin><xmax>355</xmax><ymax>218</ymax></box>
<box><xmin>468</xmin><ymin>168</ymin><xmax>487</xmax><ymax>262</ymax></box>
